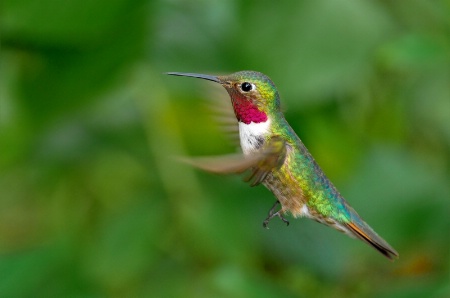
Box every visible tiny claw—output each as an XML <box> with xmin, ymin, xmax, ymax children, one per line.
<box><xmin>262</xmin><ymin>201</ymin><xmax>290</xmax><ymax>229</ymax></box>
<box><xmin>281</xmin><ymin>217</ymin><xmax>290</xmax><ymax>226</ymax></box>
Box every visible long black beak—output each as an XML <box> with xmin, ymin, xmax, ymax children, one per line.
<box><xmin>165</xmin><ymin>72</ymin><xmax>220</xmax><ymax>83</ymax></box>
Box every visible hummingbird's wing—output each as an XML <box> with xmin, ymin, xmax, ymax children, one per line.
<box><xmin>179</xmin><ymin>136</ymin><xmax>287</xmax><ymax>187</ymax></box>
<box><xmin>205</xmin><ymin>84</ymin><xmax>239</xmax><ymax>145</ymax></box>
<box><xmin>244</xmin><ymin>136</ymin><xmax>287</xmax><ymax>186</ymax></box>
<box><xmin>177</xmin><ymin>153</ymin><xmax>262</xmax><ymax>174</ymax></box>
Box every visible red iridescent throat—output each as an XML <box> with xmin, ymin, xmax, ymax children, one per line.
<box><xmin>231</xmin><ymin>93</ymin><xmax>267</xmax><ymax>124</ymax></box>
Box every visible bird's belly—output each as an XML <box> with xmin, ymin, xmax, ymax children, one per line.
<box><xmin>263</xmin><ymin>172</ymin><xmax>309</xmax><ymax>218</ymax></box>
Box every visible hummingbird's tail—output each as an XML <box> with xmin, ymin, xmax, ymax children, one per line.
<box><xmin>345</xmin><ymin>220</ymin><xmax>399</xmax><ymax>260</ymax></box>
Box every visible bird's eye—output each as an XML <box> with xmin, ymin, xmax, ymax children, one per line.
<box><xmin>241</xmin><ymin>82</ymin><xmax>253</xmax><ymax>92</ymax></box>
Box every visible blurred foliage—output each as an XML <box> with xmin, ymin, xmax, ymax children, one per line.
<box><xmin>1</xmin><ymin>0</ymin><xmax>450</xmax><ymax>297</ymax></box>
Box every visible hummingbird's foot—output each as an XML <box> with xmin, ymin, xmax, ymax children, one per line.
<box><xmin>262</xmin><ymin>200</ymin><xmax>290</xmax><ymax>228</ymax></box>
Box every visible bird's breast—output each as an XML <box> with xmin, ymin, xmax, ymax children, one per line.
<box><xmin>238</xmin><ymin>120</ymin><xmax>271</xmax><ymax>155</ymax></box>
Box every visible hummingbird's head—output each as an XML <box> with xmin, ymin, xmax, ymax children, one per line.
<box><xmin>166</xmin><ymin>71</ymin><xmax>280</xmax><ymax>124</ymax></box>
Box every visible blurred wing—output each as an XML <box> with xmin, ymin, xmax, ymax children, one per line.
<box><xmin>180</xmin><ymin>135</ymin><xmax>287</xmax><ymax>187</ymax></box>
<box><xmin>204</xmin><ymin>84</ymin><xmax>239</xmax><ymax>145</ymax></box>
<box><xmin>178</xmin><ymin>153</ymin><xmax>261</xmax><ymax>174</ymax></box>
<box><xmin>244</xmin><ymin>136</ymin><xmax>287</xmax><ymax>186</ymax></box>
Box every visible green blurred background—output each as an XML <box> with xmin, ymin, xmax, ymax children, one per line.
<box><xmin>1</xmin><ymin>0</ymin><xmax>449</xmax><ymax>297</ymax></box>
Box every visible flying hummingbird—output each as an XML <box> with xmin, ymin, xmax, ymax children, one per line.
<box><xmin>166</xmin><ymin>71</ymin><xmax>399</xmax><ymax>260</ymax></box>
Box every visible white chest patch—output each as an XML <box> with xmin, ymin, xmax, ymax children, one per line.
<box><xmin>239</xmin><ymin>120</ymin><xmax>271</xmax><ymax>155</ymax></box>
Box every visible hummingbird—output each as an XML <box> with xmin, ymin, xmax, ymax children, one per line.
<box><xmin>166</xmin><ymin>71</ymin><xmax>399</xmax><ymax>260</ymax></box>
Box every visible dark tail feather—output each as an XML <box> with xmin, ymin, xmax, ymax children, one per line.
<box><xmin>345</xmin><ymin>222</ymin><xmax>399</xmax><ymax>260</ymax></box>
